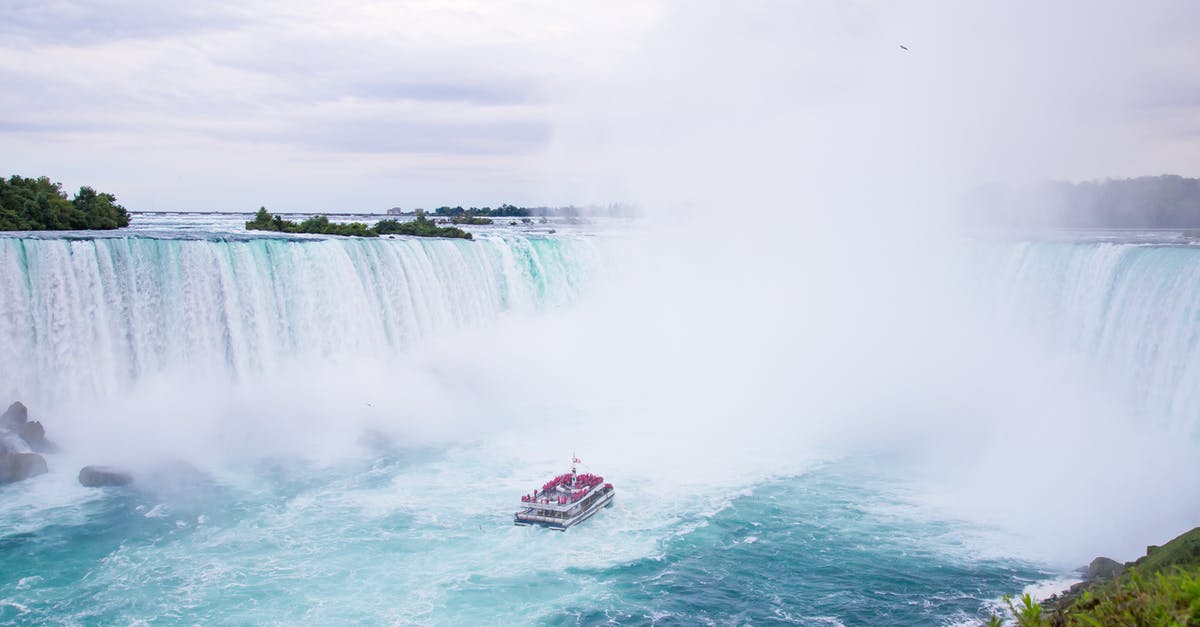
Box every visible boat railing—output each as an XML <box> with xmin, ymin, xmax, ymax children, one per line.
<box><xmin>520</xmin><ymin>481</ymin><xmax>611</xmax><ymax>507</ymax></box>
<box><xmin>524</xmin><ymin>473</ymin><xmax>607</xmax><ymax>505</ymax></box>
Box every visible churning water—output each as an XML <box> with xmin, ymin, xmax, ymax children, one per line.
<box><xmin>1</xmin><ymin>216</ymin><xmax>1197</xmax><ymax>624</ymax></box>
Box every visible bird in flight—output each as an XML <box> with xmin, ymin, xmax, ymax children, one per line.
<box><xmin>900</xmin><ymin>45</ymin><xmax>909</xmax><ymax>51</ymax></box>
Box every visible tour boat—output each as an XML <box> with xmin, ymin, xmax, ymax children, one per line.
<box><xmin>514</xmin><ymin>456</ymin><xmax>614</xmax><ymax>530</ymax></box>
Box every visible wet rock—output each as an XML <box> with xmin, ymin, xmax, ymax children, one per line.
<box><xmin>17</xmin><ymin>420</ymin><xmax>57</xmax><ymax>453</ymax></box>
<box><xmin>78</xmin><ymin>465</ymin><xmax>133</xmax><ymax>487</ymax></box>
<box><xmin>1087</xmin><ymin>556</ymin><xmax>1124</xmax><ymax>581</ymax></box>
<box><xmin>1</xmin><ymin>401</ymin><xmax>28</xmax><ymax>430</ymax></box>
<box><xmin>1</xmin><ymin>402</ymin><xmax>59</xmax><ymax>454</ymax></box>
<box><xmin>0</xmin><ymin>452</ymin><xmax>48</xmax><ymax>484</ymax></box>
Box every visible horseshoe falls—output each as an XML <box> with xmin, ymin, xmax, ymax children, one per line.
<box><xmin>985</xmin><ymin>239</ymin><xmax>1200</xmax><ymax>435</ymax></box>
<box><xmin>0</xmin><ymin>231</ymin><xmax>599</xmax><ymax>408</ymax></box>
<box><xmin>2</xmin><ymin>218</ymin><xmax>1199</xmax><ymax>625</ymax></box>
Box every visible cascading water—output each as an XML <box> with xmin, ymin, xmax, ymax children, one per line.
<box><xmin>2</xmin><ymin>220</ymin><xmax>1199</xmax><ymax>624</ymax></box>
<box><xmin>984</xmin><ymin>239</ymin><xmax>1200</xmax><ymax>437</ymax></box>
<box><xmin>0</xmin><ymin>232</ymin><xmax>601</xmax><ymax>408</ymax></box>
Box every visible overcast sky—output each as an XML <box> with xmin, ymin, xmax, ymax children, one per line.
<box><xmin>1</xmin><ymin>1</ymin><xmax>1198</xmax><ymax>212</ymax></box>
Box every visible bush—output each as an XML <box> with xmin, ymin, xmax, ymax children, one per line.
<box><xmin>247</xmin><ymin>208</ymin><xmax>471</xmax><ymax>239</ymax></box>
<box><xmin>996</xmin><ymin>568</ymin><xmax>1200</xmax><ymax>626</ymax></box>
<box><xmin>450</xmin><ymin>215</ymin><xmax>493</xmax><ymax>225</ymax></box>
<box><xmin>374</xmin><ymin>216</ymin><xmax>472</xmax><ymax>239</ymax></box>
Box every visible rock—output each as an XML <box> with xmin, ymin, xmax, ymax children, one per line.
<box><xmin>78</xmin><ymin>465</ymin><xmax>133</xmax><ymax>488</ymax></box>
<box><xmin>17</xmin><ymin>420</ymin><xmax>57</xmax><ymax>453</ymax></box>
<box><xmin>1087</xmin><ymin>556</ymin><xmax>1124</xmax><ymax>580</ymax></box>
<box><xmin>1</xmin><ymin>401</ymin><xmax>28</xmax><ymax>430</ymax></box>
<box><xmin>0</xmin><ymin>452</ymin><xmax>48</xmax><ymax>484</ymax></box>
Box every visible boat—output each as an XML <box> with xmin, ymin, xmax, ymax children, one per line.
<box><xmin>514</xmin><ymin>456</ymin><xmax>614</xmax><ymax>530</ymax></box>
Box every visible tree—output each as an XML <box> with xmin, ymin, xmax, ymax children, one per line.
<box><xmin>0</xmin><ymin>175</ymin><xmax>128</xmax><ymax>231</ymax></box>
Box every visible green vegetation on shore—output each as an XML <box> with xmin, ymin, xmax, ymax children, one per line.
<box><xmin>449</xmin><ymin>215</ymin><xmax>493</xmax><ymax>225</ymax></box>
<box><xmin>994</xmin><ymin>527</ymin><xmax>1200</xmax><ymax>626</ymax></box>
<box><xmin>373</xmin><ymin>217</ymin><xmax>471</xmax><ymax>238</ymax></box>
<box><xmin>246</xmin><ymin>208</ymin><xmax>376</xmax><ymax>237</ymax></box>
<box><xmin>0</xmin><ymin>175</ymin><xmax>130</xmax><ymax>230</ymax></box>
<box><xmin>246</xmin><ymin>208</ymin><xmax>472</xmax><ymax>240</ymax></box>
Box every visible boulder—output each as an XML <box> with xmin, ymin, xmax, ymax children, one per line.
<box><xmin>17</xmin><ymin>420</ymin><xmax>57</xmax><ymax>453</ymax></box>
<box><xmin>1087</xmin><ymin>556</ymin><xmax>1124</xmax><ymax>580</ymax></box>
<box><xmin>78</xmin><ymin>465</ymin><xmax>133</xmax><ymax>488</ymax></box>
<box><xmin>1</xmin><ymin>401</ymin><xmax>27</xmax><ymax>430</ymax></box>
<box><xmin>0</xmin><ymin>452</ymin><xmax>48</xmax><ymax>484</ymax></box>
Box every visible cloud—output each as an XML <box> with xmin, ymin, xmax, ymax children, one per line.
<box><xmin>241</xmin><ymin>116</ymin><xmax>551</xmax><ymax>155</ymax></box>
<box><xmin>1</xmin><ymin>0</ymin><xmax>1198</xmax><ymax>210</ymax></box>
<box><xmin>0</xmin><ymin>0</ymin><xmax>248</xmax><ymax>45</ymax></box>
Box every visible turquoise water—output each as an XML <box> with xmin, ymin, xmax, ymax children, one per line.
<box><xmin>0</xmin><ymin>453</ymin><xmax>1048</xmax><ymax>625</ymax></box>
<box><xmin>3</xmin><ymin>218</ymin><xmax>1199</xmax><ymax>624</ymax></box>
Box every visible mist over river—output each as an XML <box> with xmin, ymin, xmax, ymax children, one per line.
<box><xmin>2</xmin><ymin>215</ymin><xmax>1198</xmax><ymax>625</ymax></box>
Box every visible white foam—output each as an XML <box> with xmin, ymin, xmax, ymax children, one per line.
<box><xmin>15</xmin><ymin>576</ymin><xmax>42</xmax><ymax>590</ymax></box>
<box><xmin>143</xmin><ymin>503</ymin><xmax>169</xmax><ymax>518</ymax></box>
<box><xmin>1023</xmin><ymin>575</ymin><xmax>1081</xmax><ymax>602</ymax></box>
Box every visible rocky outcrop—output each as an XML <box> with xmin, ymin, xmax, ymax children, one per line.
<box><xmin>0</xmin><ymin>452</ymin><xmax>47</xmax><ymax>484</ymax></box>
<box><xmin>18</xmin><ymin>420</ymin><xmax>56</xmax><ymax>453</ymax></box>
<box><xmin>1086</xmin><ymin>556</ymin><xmax>1124</xmax><ymax>581</ymax></box>
<box><xmin>0</xmin><ymin>400</ymin><xmax>57</xmax><ymax>486</ymax></box>
<box><xmin>1044</xmin><ymin>527</ymin><xmax>1200</xmax><ymax>621</ymax></box>
<box><xmin>0</xmin><ymin>400</ymin><xmax>57</xmax><ymax>453</ymax></box>
<box><xmin>1</xmin><ymin>401</ymin><xmax>28</xmax><ymax>429</ymax></box>
<box><xmin>78</xmin><ymin>465</ymin><xmax>133</xmax><ymax>488</ymax></box>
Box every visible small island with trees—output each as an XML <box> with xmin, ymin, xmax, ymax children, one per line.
<box><xmin>245</xmin><ymin>207</ymin><xmax>472</xmax><ymax>239</ymax></box>
<box><xmin>0</xmin><ymin>175</ymin><xmax>130</xmax><ymax>231</ymax></box>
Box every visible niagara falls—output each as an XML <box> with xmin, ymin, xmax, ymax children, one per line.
<box><xmin>4</xmin><ymin>2</ymin><xmax>1200</xmax><ymax>625</ymax></box>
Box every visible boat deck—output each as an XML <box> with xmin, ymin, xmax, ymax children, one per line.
<box><xmin>515</xmin><ymin>469</ymin><xmax>614</xmax><ymax>530</ymax></box>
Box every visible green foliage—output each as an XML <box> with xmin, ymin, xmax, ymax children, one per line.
<box><xmin>1135</xmin><ymin>528</ymin><xmax>1200</xmax><ymax>576</ymax></box>
<box><xmin>450</xmin><ymin>215</ymin><xmax>493</xmax><ymax>225</ymax></box>
<box><xmin>1069</xmin><ymin>568</ymin><xmax>1200</xmax><ymax>626</ymax></box>
<box><xmin>374</xmin><ymin>215</ymin><xmax>472</xmax><ymax>239</ymax></box>
<box><xmin>0</xmin><ymin>175</ymin><xmax>130</xmax><ymax>231</ymax></box>
<box><xmin>995</xmin><ymin>567</ymin><xmax>1200</xmax><ymax>626</ymax></box>
<box><xmin>247</xmin><ymin>208</ymin><xmax>471</xmax><ymax>240</ymax></box>
<box><xmin>990</xmin><ymin>527</ymin><xmax>1200</xmax><ymax>626</ymax></box>
<box><xmin>1003</xmin><ymin>593</ymin><xmax>1047</xmax><ymax>626</ymax></box>
<box><xmin>246</xmin><ymin>208</ymin><xmax>376</xmax><ymax>237</ymax></box>
<box><xmin>295</xmin><ymin>215</ymin><xmax>377</xmax><ymax>237</ymax></box>
<box><xmin>434</xmin><ymin>203</ymin><xmax>531</xmax><ymax>217</ymax></box>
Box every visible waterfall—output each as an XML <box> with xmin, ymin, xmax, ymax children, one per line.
<box><xmin>0</xmin><ymin>233</ymin><xmax>600</xmax><ymax>406</ymax></box>
<box><xmin>986</xmin><ymin>240</ymin><xmax>1200</xmax><ymax>434</ymax></box>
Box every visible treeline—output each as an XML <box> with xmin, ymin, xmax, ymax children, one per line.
<box><xmin>434</xmin><ymin>204</ymin><xmax>530</xmax><ymax>217</ymax></box>
<box><xmin>246</xmin><ymin>208</ymin><xmax>472</xmax><ymax>239</ymax></box>
<box><xmin>968</xmin><ymin>175</ymin><xmax>1200</xmax><ymax>228</ymax></box>
<box><xmin>0</xmin><ymin>175</ymin><xmax>130</xmax><ymax>231</ymax></box>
